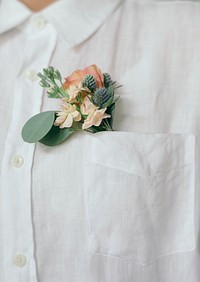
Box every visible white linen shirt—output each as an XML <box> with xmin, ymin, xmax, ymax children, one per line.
<box><xmin>0</xmin><ymin>0</ymin><xmax>200</xmax><ymax>281</ymax></box>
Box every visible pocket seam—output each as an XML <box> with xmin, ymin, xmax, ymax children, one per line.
<box><xmin>86</xmin><ymin>159</ymin><xmax>194</xmax><ymax>179</ymax></box>
<box><xmin>86</xmin><ymin>133</ymin><xmax>195</xmax><ymax>178</ymax></box>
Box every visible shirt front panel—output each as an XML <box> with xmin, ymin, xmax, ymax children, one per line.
<box><xmin>1</xmin><ymin>1</ymin><xmax>200</xmax><ymax>282</ymax></box>
<box><xmin>32</xmin><ymin>1</ymin><xmax>200</xmax><ymax>281</ymax></box>
<box><xmin>0</xmin><ymin>16</ymin><xmax>57</xmax><ymax>282</ymax></box>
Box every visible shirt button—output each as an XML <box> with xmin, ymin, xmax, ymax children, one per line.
<box><xmin>25</xmin><ymin>70</ymin><xmax>38</xmax><ymax>82</ymax></box>
<box><xmin>33</xmin><ymin>17</ymin><xmax>46</xmax><ymax>30</ymax></box>
<box><xmin>13</xmin><ymin>254</ymin><xmax>27</xmax><ymax>268</ymax></box>
<box><xmin>10</xmin><ymin>155</ymin><xmax>24</xmax><ymax>168</ymax></box>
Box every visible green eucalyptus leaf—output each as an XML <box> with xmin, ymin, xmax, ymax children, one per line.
<box><xmin>21</xmin><ymin>111</ymin><xmax>56</xmax><ymax>143</ymax></box>
<box><xmin>39</xmin><ymin>126</ymin><xmax>75</xmax><ymax>146</ymax></box>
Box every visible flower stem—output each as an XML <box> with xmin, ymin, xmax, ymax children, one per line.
<box><xmin>103</xmin><ymin>119</ymin><xmax>113</xmax><ymax>131</ymax></box>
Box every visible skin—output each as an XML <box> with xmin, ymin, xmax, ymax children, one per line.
<box><xmin>20</xmin><ymin>0</ymin><xmax>56</xmax><ymax>11</ymax></box>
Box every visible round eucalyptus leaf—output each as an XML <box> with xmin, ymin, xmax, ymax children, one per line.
<box><xmin>39</xmin><ymin>126</ymin><xmax>75</xmax><ymax>146</ymax></box>
<box><xmin>21</xmin><ymin>111</ymin><xmax>56</xmax><ymax>143</ymax></box>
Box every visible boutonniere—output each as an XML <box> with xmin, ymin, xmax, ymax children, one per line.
<box><xmin>22</xmin><ymin>64</ymin><xmax>121</xmax><ymax>146</ymax></box>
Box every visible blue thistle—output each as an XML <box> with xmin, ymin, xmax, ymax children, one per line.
<box><xmin>103</xmin><ymin>73</ymin><xmax>112</xmax><ymax>87</ymax></box>
<box><xmin>93</xmin><ymin>87</ymin><xmax>112</xmax><ymax>108</ymax></box>
<box><xmin>83</xmin><ymin>74</ymin><xmax>96</xmax><ymax>91</ymax></box>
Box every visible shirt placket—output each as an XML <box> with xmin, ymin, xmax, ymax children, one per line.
<box><xmin>1</xmin><ymin>16</ymin><xmax>57</xmax><ymax>282</ymax></box>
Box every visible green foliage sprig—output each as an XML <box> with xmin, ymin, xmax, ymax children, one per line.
<box><xmin>38</xmin><ymin>67</ymin><xmax>68</xmax><ymax>99</ymax></box>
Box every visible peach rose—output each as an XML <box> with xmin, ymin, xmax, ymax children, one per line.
<box><xmin>64</xmin><ymin>64</ymin><xmax>104</xmax><ymax>89</ymax></box>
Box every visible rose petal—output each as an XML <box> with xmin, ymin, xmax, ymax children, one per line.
<box><xmin>64</xmin><ymin>64</ymin><xmax>104</xmax><ymax>90</ymax></box>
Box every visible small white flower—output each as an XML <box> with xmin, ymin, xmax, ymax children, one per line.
<box><xmin>66</xmin><ymin>83</ymin><xmax>90</xmax><ymax>102</ymax></box>
<box><xmin>82</xmin><ymin>108</ymin><xmax>111</xmax><ymax>130</ymax></box>
<box><xmin>54</xmin><ymin>103</ymin><xmax>81</xmax><ymax>128</ymax></box>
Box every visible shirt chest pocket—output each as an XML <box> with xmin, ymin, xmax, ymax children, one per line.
<box><xmin>83</xmin><ymin>132</ymin><xmax>195</xmax><ymax>264</ymax></box>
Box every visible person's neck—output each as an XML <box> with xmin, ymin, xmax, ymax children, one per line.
<box><xmin>20</xmin><ymin>0</ymin><xmax>56</xmax><ymax>12</ymax></box>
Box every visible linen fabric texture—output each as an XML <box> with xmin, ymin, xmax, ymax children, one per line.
<box><xmin>0</xmin><ymin>0</ymin><xmax>200</xmax><ymax>281</ymax></box>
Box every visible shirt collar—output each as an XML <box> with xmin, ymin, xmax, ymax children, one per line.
<box><xmin>0</xmin><ymin>0</ymin><xmax>122</xmax><ymax>48</ymax></box>
<box><xmin>0</xmin><ymin>0</ymin><xmax>31</xmax><ymax>34</ymax></box>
